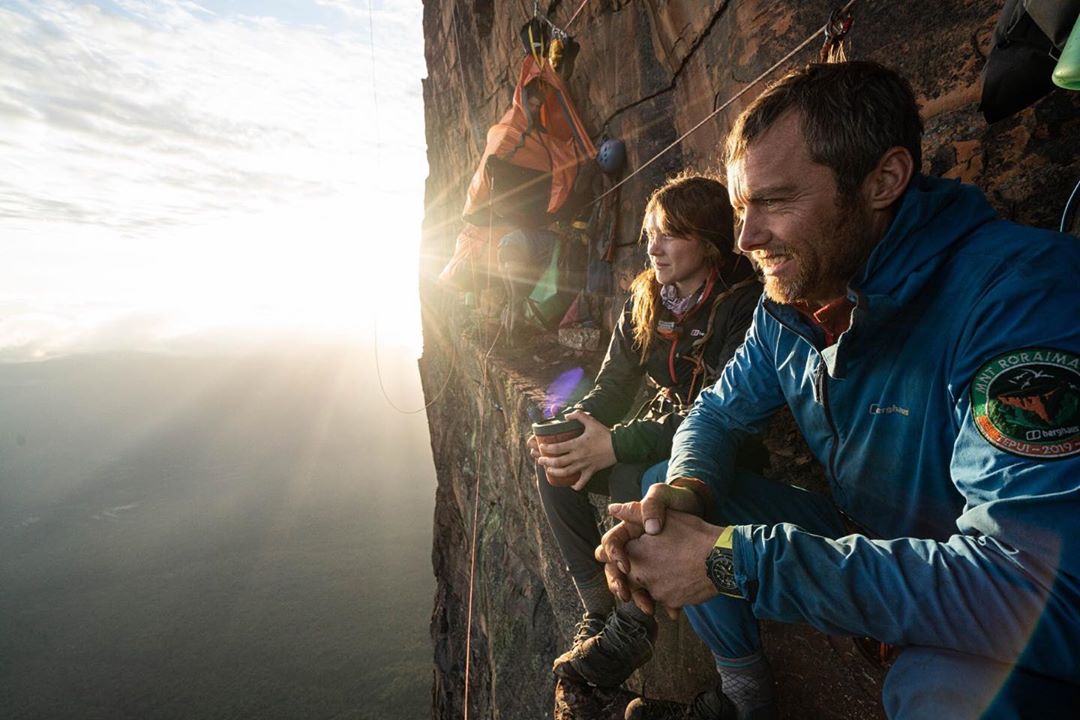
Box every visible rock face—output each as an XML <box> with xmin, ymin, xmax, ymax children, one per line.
<box><xmin>418</xmin><ymin>2</ymin><xmax>1080</xmax><ymax>718</ymax></box>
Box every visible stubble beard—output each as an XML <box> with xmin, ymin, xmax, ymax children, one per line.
<box><xmin>757</xmin><ymin>200</ymin><xmax>875</xmax><ymax>306</ymax></box>
<box><xmin>757</xmin><ymin>246</ymin><xmax>815</xmax><ymax>305</ymax></box>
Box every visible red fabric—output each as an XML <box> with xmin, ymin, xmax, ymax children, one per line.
<box><xmin>438</xmin><ymin>222</ymin><xmax>509</xmax><ymax>292</ymax></box>
<box><xmin>462</xmin><ymin>55</ymin><xmax>596</xmax><ymax>222</ymax></box>
<box><xmin>796</xmin><ymin>296</ymin><xmax>854</xmax><ymax>346</ymax></box>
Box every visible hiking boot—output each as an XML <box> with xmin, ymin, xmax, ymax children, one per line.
<box><xmin>552</xmin><ymin>606</ymin><xmax>657</xmax><ymax>688</ymax></box>
<box><xmin>569</xmin><ymin>612</ymin><xmax>608</xmax><ymax>646</ymax></box>
<box><xmin>624</xmin><ymin>689</ymin><xmax>736</xmax><ymax>720</ymax></box>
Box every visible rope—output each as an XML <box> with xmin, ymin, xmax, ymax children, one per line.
<box><xmin>462</xmin><ymin>321</ymin><xmax>503</xmax><ymax>720</ymax></box>
<box><xmin>462</xmin><ymin>390</ymin><xmax>483</xmax><ymax>720</ymax></box>
<box><xmin>565</xmin><ymin>0</ymin><xmax>590</xmax><ymax>29</ymax></box>
<box><xmin>367</xmin><ymin>0</ymin><xmax>457</xmax><ymax>416</ymax></box>
<box><xmin>1062</xmin><ymin>178</ymin><xmax>1080</xmax><ymax>234</ymax></box>
<box><xmin>374</xmin><ymin>316</ymin><xmax>458</xmax><ymax>414</ymax></box>
<box><xmin>365</xmin><ymin>0</ymin><xmax>379</xmax><ymax>152</ymax></box>
<box><xmin>463</xmin><ymin>163</ymin><xmax>505</xmax><ymax>720</ymax></box>
<box><xmin>594</xmin><ymin>0</ymin><xmax>861</xmax><ymax>204</ymax></box>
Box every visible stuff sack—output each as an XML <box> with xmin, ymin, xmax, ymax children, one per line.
<box><xmin>462</xmin><ymin>54</ymin><xmax>597</xmax><ymax>229</ymax></box>
<box><xmin>980</xmin><ymin>0</ymin><xmax>1080</xmax><ymax>123</ymax></box>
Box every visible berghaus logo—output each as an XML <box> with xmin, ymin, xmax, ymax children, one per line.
<box><xmin>869</xmin><ymin>403</ymin><xmax>909</xmax><ymax>416</ymax></box>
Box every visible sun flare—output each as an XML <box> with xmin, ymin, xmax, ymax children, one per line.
<box><xmin>0</xmin><ymin>0</ymin><xmax>426</xmax><ymax>361</ymax></box>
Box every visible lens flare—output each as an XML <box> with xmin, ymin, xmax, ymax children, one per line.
<box><xmin>543</xmin><ymin>367</ymin><xmax>587</xmax><ymax>418</ymax></box>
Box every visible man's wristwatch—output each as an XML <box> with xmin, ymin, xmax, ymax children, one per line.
<box><xmin>705</xmin><ymin>526</ymin><xmax>742</xmax><ymax>598</ymax></box>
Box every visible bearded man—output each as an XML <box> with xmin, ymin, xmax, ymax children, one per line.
<box><xmin>601</xmin><ymin>61</ymin><xmax>1080</xmax><ymax>720</ymax></box>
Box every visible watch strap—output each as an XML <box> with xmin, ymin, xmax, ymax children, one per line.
<box><xmin>706</xmin><ymin>527</ymin><xmax>741</xmax><ymax>598</ymax></box>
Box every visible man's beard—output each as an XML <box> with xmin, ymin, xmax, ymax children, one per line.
<box><xmin>756</xmin><ymin>245</ymin><xmax>816</xmax><ymax>305</ymax></box>
<box><xmin>754</xmin><ymin>200</ymin><xmax>875</xmax><ymax>306</ymax></box>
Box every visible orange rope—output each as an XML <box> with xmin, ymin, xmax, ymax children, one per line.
<box><xmin>462</xmin><ymin>319</ymin><xmax>503</xmax><ymax>719</ymax></box>
<box><xmin>462</xmin><ymin>394</ymin><xmax>483</xmax><ymax>720</ymax></box>
<box><xmin>463</xmin><ymin>174</ymin><xmax>504</xmax><ymax>719</ymax></box>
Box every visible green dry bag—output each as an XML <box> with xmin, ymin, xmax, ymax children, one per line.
<box><xmin>1053</xmin><ymin>17</ymin><xmax>1080</xmax><ymax>89</ymax></box>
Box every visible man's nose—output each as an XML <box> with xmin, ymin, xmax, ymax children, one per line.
<box><xmin>736</xmin><ymin>207</ymin><xmax>766</xmax><ymax>254</ymax></box>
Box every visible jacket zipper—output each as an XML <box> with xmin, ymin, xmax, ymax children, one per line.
<box><xmin>813</xmin><ymin>360</ymin><xmax>841</xmax><ymax>484</ymax></box>
<box><xmin>765</xmin><ymin>302</ymin><xmax>842</xmax><ymax>483</ymax></box>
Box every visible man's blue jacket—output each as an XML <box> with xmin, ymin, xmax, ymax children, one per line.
<box><xmin>668</xmin><ymin>175</ymin><xmax>1080</xmax><ymax>681</ymax></box>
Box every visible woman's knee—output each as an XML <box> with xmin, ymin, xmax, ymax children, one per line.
<box><xmin>639</xmin><ymin>460</ymin><xmax>668</xmax><ymax>496</ymax></box>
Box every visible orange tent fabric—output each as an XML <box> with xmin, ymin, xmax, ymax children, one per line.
<box><xmin>437</xmin><ymin>221</ymin><xmax>510</xmax><ymax>291</ymax></box>
<box><xmin>462</xmin><ymin>54</ymin><xmax>597</xmax><ymax>226</ymax></box>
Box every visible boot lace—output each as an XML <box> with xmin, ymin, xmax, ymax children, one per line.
<box><xmin>599</xmin><ymin>608</ymin><xmax>653</xmax><ymax>657</ymax></box>
<box><xmin>572</xmin><ymin>612</ymin><xmax>607</xmax><ymax>646</ymax></box>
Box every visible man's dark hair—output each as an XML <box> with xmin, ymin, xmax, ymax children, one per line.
<box><xmin>725</xmin><ymin>61</ymin><xmax>923</xmax><ymax>198</ymax></box>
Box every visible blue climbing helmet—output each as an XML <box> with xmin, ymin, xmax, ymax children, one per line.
<box><xmin>596</xmin><ymin>138</ymin><xmax>626</xmax><ymax>175</ymax></box>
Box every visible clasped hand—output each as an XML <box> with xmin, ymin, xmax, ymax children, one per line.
<box><xmin>594</xmin><ymin>483</ymin><xmax>724</xmax><ymax>618</ymax></box>
<box><xmin>528</xmin><ymin>410</ymin><xmax>617</xmax><ymax>491</ymax></box>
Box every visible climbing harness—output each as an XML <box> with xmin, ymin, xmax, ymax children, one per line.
<box><xmin>683</xmin><ymin>276</ymin><xmax>759</xmax><ymax>402</ymax></box>
<box><xmin>595</xmin><ymin>0</ymin><xmax>862</xmax><ymax>204</ymax></box>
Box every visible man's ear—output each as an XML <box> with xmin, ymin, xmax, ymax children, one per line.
<box><xmin>865</xmin><ymin>146</ymin><xmax>915</xmax><ymax>210</ymax></box>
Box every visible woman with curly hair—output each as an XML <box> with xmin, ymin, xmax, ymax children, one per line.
<box><xmin>532</xmin><ymin>171</ymin><xmax>761</xmax><ymax>691</ymax></box>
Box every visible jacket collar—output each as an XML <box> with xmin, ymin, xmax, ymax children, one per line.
<box><xmin>763</xmin><ymin>175</ymin><xmax>999</xmax><ymax>373</ymax></box>
<box><xmin>852</xmin><ymin>174</ymin><xmax>997</xmax><ymax>303</ymax></box>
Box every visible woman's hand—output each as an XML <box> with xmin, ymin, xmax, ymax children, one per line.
<box><xmin>535</xmin><ymin>410</ymin><xmax>617</xmax><ymax>491</ymax></box>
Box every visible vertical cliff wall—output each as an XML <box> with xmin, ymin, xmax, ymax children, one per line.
<box><xmin>418</xmin><ymin>2</ymin><xmax>1080</xmax><ymax>718</ymax></box>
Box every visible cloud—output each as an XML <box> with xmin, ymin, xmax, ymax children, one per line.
<box><xmin>0</xmin><ymin>0</ymin><xmax>428</xmax><ymax>359</ymax></box>
<box><xmin>0</xmin><ymin>0</ymin><xmax>426</xmax><ymax>233</ymax></box>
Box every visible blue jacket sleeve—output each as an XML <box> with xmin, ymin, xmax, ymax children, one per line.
<box><xmin>730</xmin><ymin>247</ymin><xmax>1080</xmax><ymax>677</ymax></box>
<box><xmin>666</xmin><ymin>301</ymin><xmax>786</xmax><ymax>499</ymax></box>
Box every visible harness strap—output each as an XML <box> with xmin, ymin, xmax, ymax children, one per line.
<box><xmin>645</xmin><ymin>275</ymin><xmax>758</xmax><ymax>415</ymax></box>
<box><xmin>683</xmin><ymin>277</ymin><xmax>759</xmax><ymax>404</ymax></box>
<box><xmin>664</xmin><ymin>270</ymin><xmax>719</xmax><ymax>384</ymax></box>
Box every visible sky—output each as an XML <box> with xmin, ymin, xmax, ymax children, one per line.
<box><xmin>0</xmin><ymin>0</ymin><xmax>428</xmax><ymax>361</ymax></box>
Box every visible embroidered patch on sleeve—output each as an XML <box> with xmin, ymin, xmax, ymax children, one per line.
<box><xmin>970</xmin><ymin>348</ymin><xmax>1080</xmax><ymax>459</ymax></box>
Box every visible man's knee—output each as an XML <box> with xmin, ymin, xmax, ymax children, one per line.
<box><xmin>884</xmin><ymin>647</ymin><xmax>1078</xmax><ymax>719</ymax></box>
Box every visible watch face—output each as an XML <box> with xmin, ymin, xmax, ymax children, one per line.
<box><xmin>706</xmin><ymin>547</ymin><xmax>740</xmax><ymax>597</ymax></box>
